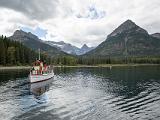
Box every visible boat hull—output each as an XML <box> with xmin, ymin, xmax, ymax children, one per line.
<box><xmin>29</xmin><ymin>72</ymin><xmax>54</xmax><ymax>83</ymax></box>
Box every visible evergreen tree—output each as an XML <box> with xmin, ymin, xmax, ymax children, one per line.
<box><xmin>7</xmin><ymin>47</ymin><xmax>16</xmax><ymax>65</ymax></box>
<box><xmin>0</xmin><ymin>39</ymin><xmax>6</xmax><ymax>65</ymax></box>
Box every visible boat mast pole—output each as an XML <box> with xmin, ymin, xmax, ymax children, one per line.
<box><xmin>38</xmin><ymin>48</ymin><xmax>41</xmax><ymax>60</ymax></box>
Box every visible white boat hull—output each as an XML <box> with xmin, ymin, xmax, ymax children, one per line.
<box><xmin>29</xmin><ymin>72</ymin><xmax>54</xmax><ymax>83</ymax></box>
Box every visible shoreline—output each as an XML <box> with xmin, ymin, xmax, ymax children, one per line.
<box><xmin>0</xmin><ymin>66</ymin><xmax>31</xmax><ymax>70</ymax></box>
<box><xmin>54</xmin><ymin>64</ymin><xmax>160</xmax><ymax>68</ymax></box>
<box><xmin>0</xmin><ymin>64</ymin><xmax>160</xmax><ymax>70</ymax></box>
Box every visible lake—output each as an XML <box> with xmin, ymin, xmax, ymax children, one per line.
<box><xmin>0</xmin><ymin>66</ymin><xmax>160</xmax><ymax>120</ymax></box>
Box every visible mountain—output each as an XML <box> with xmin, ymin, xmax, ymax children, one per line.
<box><xmin>45</xmin><ymin>41</ymin><xmax>80</xmax><ymax>55</ymax></box>
<box><xmin>45</xmin><ymin>41</ymin><xmax>94</xmax><ymax>55</ymax></box>
<box><xmin>151</xmin><ymin>33</ymin><xmax>160</xmax><ymax>39</ymax></box>
<box><xmin>9</xmin><ymin>30</ymin><xmax>68</xmax><ymax>57</ymax></box>
<box><xmin>84</xmin><ymin>20</ymin><xmax>160</xmax><ymax>57</ymax></box>
<box><xmin>10</xmin><ymin>30</ymin><xmax>41</xmax><ymax>42</ymax></box>
<box><xmin>80</xmin><ymin>44</ymin><xmax>95</xmax><ymax>55</ymax></box>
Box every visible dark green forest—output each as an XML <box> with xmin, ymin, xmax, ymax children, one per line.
<box><xmin>0</xmin><ymin>36</ymin><xmax>77</xmax><ymax>66</ymax></box>
<box><xmin>77</xmin><ymin>56</ymin><xmax>160</xmax><ymax>65</ymax></box>
<box><xmin>0</xmin><ymin>35</ymin><xmax>46</xmax><ymax>66</ymax></box>
<box><xmin>0</xmin><ymin>35</ymin><xmax>160</xmax><ymax>66</ymax></box>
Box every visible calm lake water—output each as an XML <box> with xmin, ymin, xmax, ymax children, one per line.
<box><xmin>0</xmin><ymin>66</ymin><xmax>160</xmax><ymax>120</ymax></box>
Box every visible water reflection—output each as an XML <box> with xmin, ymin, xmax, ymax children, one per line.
<box><xmin>55</xmin><ymin>66</ymin><xmax>160</xmax><ymax>98</ymax></box>
<box><xmin>30</xmin><ymin>79</ymin><xmax>53</xmax><ymax>103</ymax></box>
<box><xmin>0</xmin><ymin>69</ymin><xmax>29</xmax><ymax>85</ymax></box>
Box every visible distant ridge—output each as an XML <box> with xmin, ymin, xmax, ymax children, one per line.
<box><xmin>151</xmin><ymin>33</ymin><xmax>160</xmax><ymax>39</ymax></box>
<box><xmin>45</xmin><ymin>41</ymin><xmax>94</xmax><ymax>55</ymax></box>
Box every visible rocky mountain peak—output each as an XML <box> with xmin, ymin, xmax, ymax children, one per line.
<box><xmin>122</xmin><ymin>19</ymin><xmax>137</xmax><ymax>27</ymax></box>
<box><xmin>13</xmin><ymin>30</ymin><xmax>26</xmax><ymax>36</ymax></box>
<box><xmin>10</xmin><ymin>30</ymin><xmax>40</xmax><ymax>42</ymax></box>
<box><xmin>81</xmin><ymin>44</ymin><xmax>89</xmax><ymax>49</ymax></box>
<box><xmin>9</xmin><ymin>30</ymin><xmax>68</xmax><ymax>57</ymax></box>
<box><xmin>84</xmin><ymin>19</ymin><xmax>160</xmax><ymax>57</ymax></box>
<box><xmin>107</xmin><ymin>19</ymin><xmax>147</xmax><ymax>38</ymax></box>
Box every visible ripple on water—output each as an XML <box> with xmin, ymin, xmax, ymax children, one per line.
<box><xmin>0</xmin><ymin>67</ymin><xmax>160</xmax><ymax>120</ymax></box>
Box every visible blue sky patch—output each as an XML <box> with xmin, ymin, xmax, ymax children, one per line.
<box><xmin>21</xmin><ymin>26</ymin><xmax>47</xmax><ymax>38</ymax></box>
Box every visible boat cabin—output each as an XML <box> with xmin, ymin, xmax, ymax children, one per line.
<box><xmin>31</xmin><ymin>60</ymin><xmax>52</xmax><ymax>75</ymax></box>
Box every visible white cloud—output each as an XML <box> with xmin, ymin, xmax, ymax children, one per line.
<box><xmin>0</xmin><ymin>8</ymin><xmax>39</xmax><ymax>36</ymax></box>
<box><xmin>0</xmin><ymin>0</ymin><xmax>160</xmax><ymax>47</ymax></box>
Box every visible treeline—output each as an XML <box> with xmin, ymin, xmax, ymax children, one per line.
<box><xmin>0</xmin><ymin>36</ymin><xmax>77</xmax><ymax>66</ymax></box>
<box><xmin>51</xmin><ymin>56</ymin><xmax>160</xmax><ymax>66</ymax></box>
<box><xmin>0</xmin><ymin>36</ymin><xmax>50</xmax><ymax>66</ymax></box>
<box><xmin>0</xmin><ymin>35</ymin><xmax>160</xmax><ymax>66</ymax></box>
<box><xmin>77</xmin><ymin>56</ymin><xmax>160</xmax><ymax>65</ymax></box>
<box><xmin>52</xmin><ymin>56</ymin><xmax>77</xmax><ymax>65</ymax></box>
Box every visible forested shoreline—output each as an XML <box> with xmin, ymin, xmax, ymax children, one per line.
<box><xmin>0</xmin><ymin>35</ymin><xmax>160</xmax><ymax>66</ymax></box>
<box><xmin>0</xmin><ymin>36</ymin><xmax>51</xmax><ymax>66</ymax></box>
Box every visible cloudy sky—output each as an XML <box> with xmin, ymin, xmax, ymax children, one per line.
<box><xmin>0</xmin><ymin>0</ymin><xmax>160</xmax><ymax>47</ymax></box>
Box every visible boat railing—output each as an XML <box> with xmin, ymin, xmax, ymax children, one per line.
<box><xmin>30</xmin><ymin>69</ymin><xmax>53</xmax><ymax>75</ymax></box>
